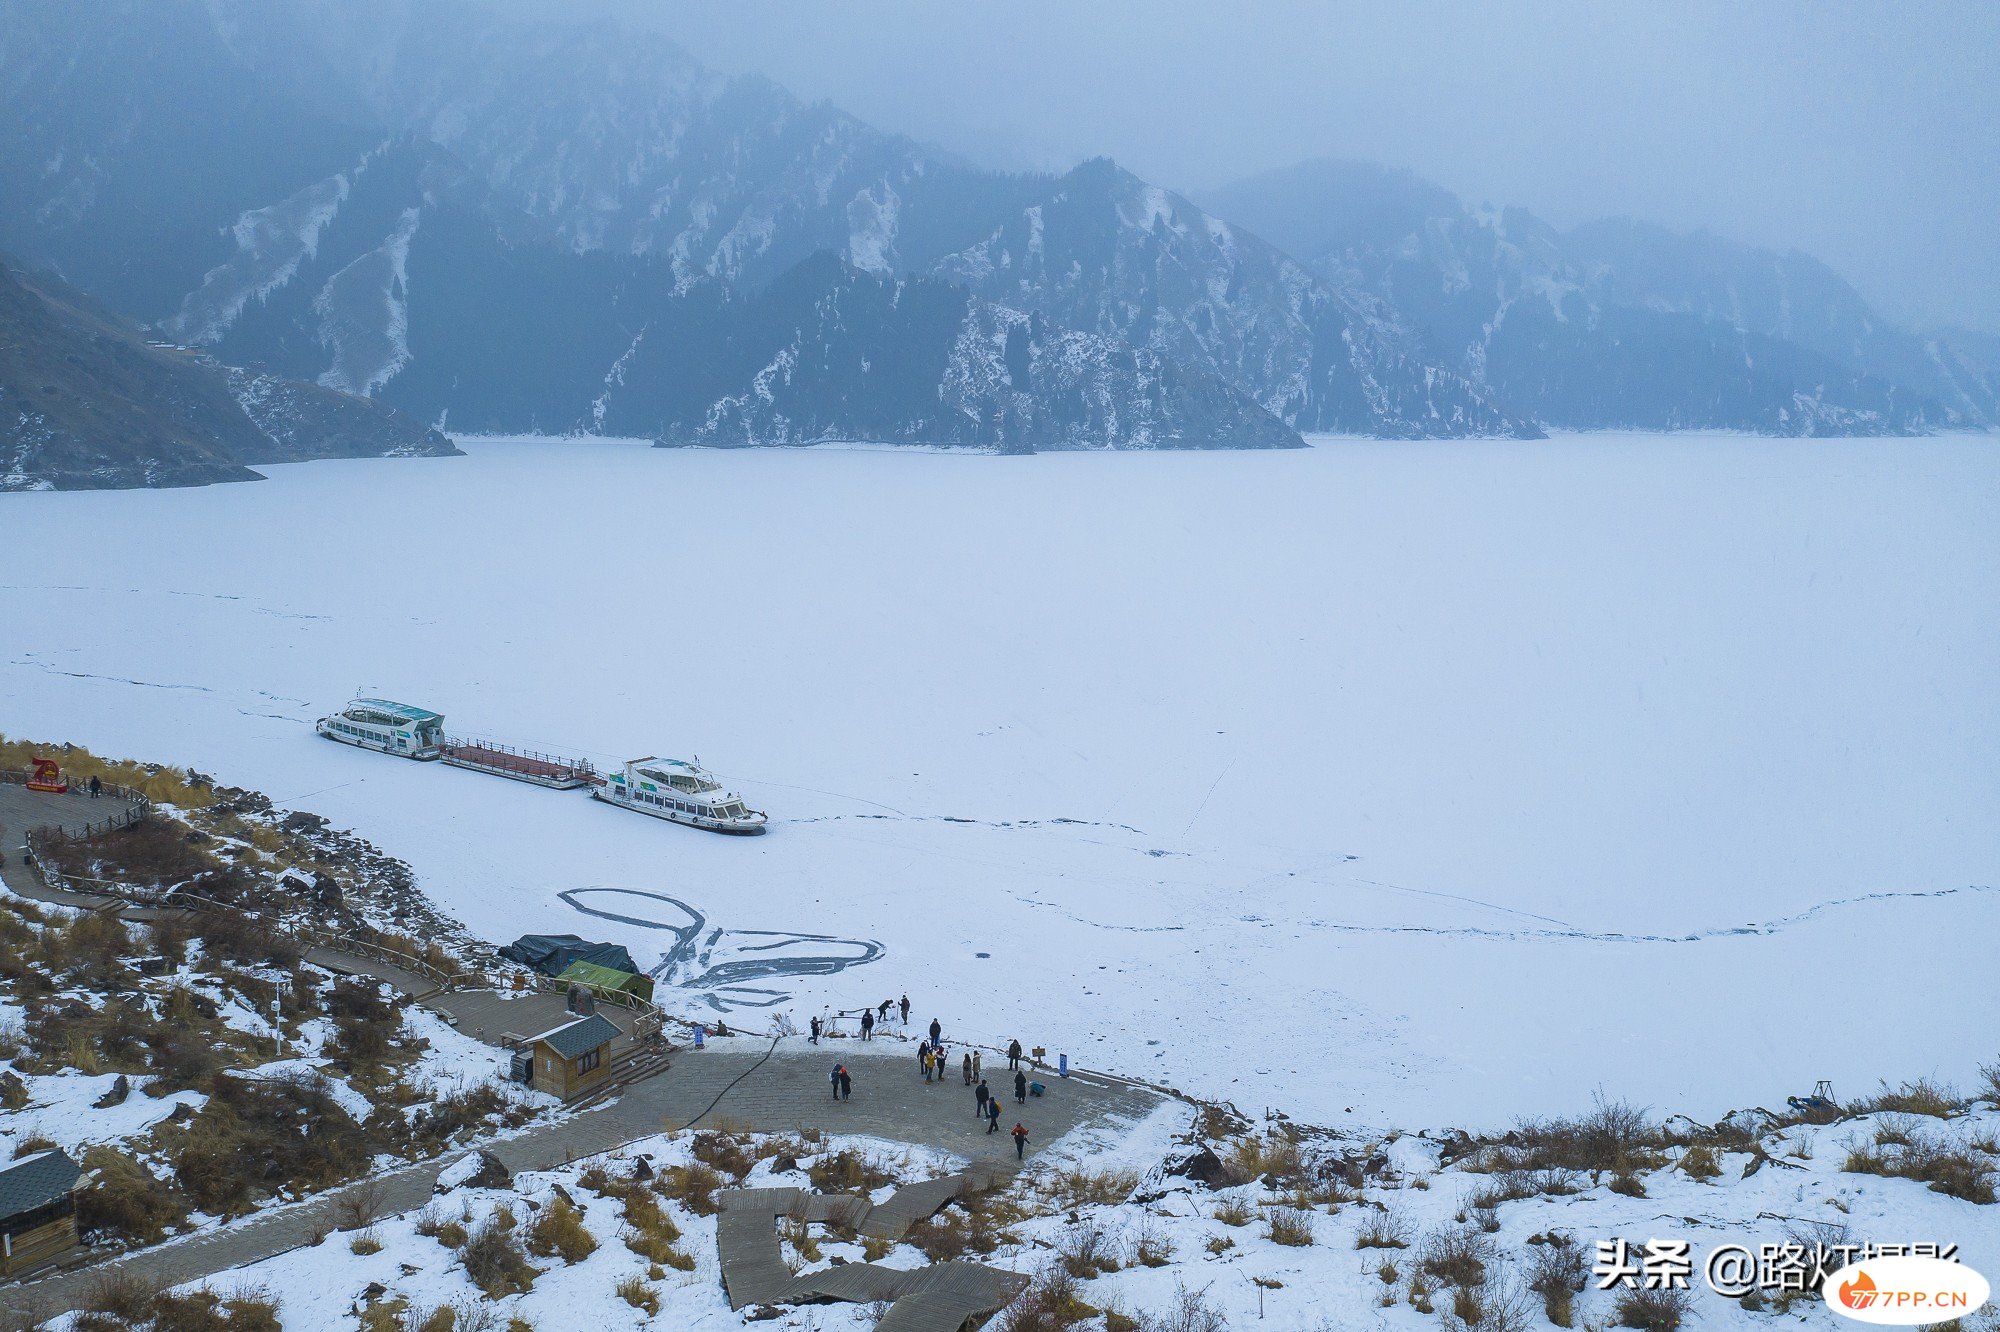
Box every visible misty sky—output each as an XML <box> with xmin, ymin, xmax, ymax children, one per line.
<box><xmin>499</xmin><ymin>0</ymin><xmax>2000</xmax><ymax>333</ymax></box>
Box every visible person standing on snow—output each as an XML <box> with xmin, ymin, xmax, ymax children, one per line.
<box><xmin>860</xmin><ymin>1009</ymin><xmax>874</xmax><ymax>1040</ymax></box>
<box><xmin>1007</xmin><ymin>1038</ymin><xmax>1022</xmax><ymax>1070</ymax></box>
<box><xmin>809</xmin><ymin>1015</ymin><xmax>821</xmax><ymax>1045</ymax></box>
<box><xmin>900</xmin><ymin>994</ymin><xmax>911</xmax><ymax>1024</ymax></box>
<box><xmin>928</xmin><ymin>1017</ymin><xmax>942</xmax><ymax>1044</ymax></box>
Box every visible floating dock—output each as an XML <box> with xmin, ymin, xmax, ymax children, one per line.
<box><xmin>438</xmin><ymin>738</ymin><xmax>596</xmax><ymax>789</ymax></box>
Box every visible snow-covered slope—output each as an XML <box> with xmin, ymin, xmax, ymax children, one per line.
<box><xmin>0</xmin><ymin>258</ymin><xmax>454</xmax><ymax>491</ymax></box>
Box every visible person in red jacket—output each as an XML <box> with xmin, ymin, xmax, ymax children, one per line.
<box><xmin>1011</xmin><ymin>1122</ymin><xmax>1028</xmax><ymax>1160</ymax></box>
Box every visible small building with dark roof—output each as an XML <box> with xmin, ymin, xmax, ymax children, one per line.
<box><xmin>0</xmin><ymin>1148</ymin><xmax>82</xmax><ymax>1274</ymax></box>
<box><xmin>523</xmin><ymin>1013</ymin><xmax>620</xmax><ymax>1100</ymax></box>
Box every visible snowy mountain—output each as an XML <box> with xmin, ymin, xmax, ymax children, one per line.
<box><xmin>3</xmin><ymin>2</ymin><xmax>1975</xmax><ymax>451</ymax></box>
<box><xmin>0</xmin><ymin>0</ymin><xmax>1506</xmax><ymax>450</ymax></box>
<box><xmin>0</xmin><ymin>258</ymin><xmax>454</xmax><ymax>491</ymax></box>
<box><xmin>1202</xmin><ymin>159</ymin><xmax>1995</xmax><ymax>433</ymax></box>
<box><xmin>931</xmin><ymin>158</ymin><xmax>1526</xmax><ymax>437</ymax></box>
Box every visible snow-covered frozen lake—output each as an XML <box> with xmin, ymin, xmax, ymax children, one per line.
<box><xmin>3</xmin><ymin>433</ymin><xmax>1995</xmax><ymax>1130</ymax></box>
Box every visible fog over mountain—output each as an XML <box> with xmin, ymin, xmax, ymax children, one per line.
<box><xmin>0</xmin><ymin>0</ymin><xmax>1993</xmax><ymax>487</ymax></box>
<box><xmin>520</xmin><ymin>0</ymin><xmax>2000</xmax><ymax>339</ymax></box>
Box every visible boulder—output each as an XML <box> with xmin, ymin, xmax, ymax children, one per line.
<box><xmin>1166</xmin><ymin>1147</ymin><xmax>1228</xmax><ymax>1188</ymax></box>
<box><xmin>92</xmin><ymin>1073</ymin><xmax>131</xmax><ymax>1109</ymax></box>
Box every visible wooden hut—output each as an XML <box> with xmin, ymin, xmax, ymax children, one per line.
<box><xmin>0</xmin><ymin>1148</ymin><xmax>82</xmax><ymax>1274</ymax></box>
<box><xmin>523</xmin><ymin>1013</ymin><xmax>620</xmax><ymax>1100</ymax></box>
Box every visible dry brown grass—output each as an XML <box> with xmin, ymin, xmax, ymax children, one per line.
<box><xmin>1862</xmin><ymin>1078</ymin><xmax>1964</xmax><ymax>1119</ymax></box>
<box><xmin>805</xmin><ymin>1147</ymin><xmax>893</xmax><ymax>1193</ymax></box>
<box><xmin>1129</xmin><ymin>1221</ymin><xmax>1173</xmax><ymax>1267</ymax></box>
<box><xmin>614</xmin><ymin>1276</ymin><xmax>659</xmax><ymax>1315</ymax></box>
<box><xmin>75</xmin><ymin>1144</ymin><xmax>193</xmax><ymax>1244</ymax></box>
<box><xmin>1355</xmin><ymin>1205</ymin><xmax>1411</xmax><ymax>1249</ymax></box>
<box><xmin>1265</xmin><ymin>1206</ymin><xmax>1315</xmax><ymax>1246</ymax></box>
<box><xmin>1044</xmin><ymin>1166</ymin><xmax>1140</xmax><ymax>1209</ymax></box>
<box><xmin>1221</xmin><ymin>1132</ymin><xmax>1305</xmax><ymax>1188</ymax></box>
<box><xmin>523</xmin><ymin>1197</ymin><xmax>596</xmax><ymax>1264</ymax></box>
<box><xmin>1844</xmin><ymin>1131</ymin><xmax>1996</xmax><ymax>1204</ymax></box>
<box><xmin>0</xmin><ymin>735</ymin><xmax>216</xmax><ymax>808</ymax></box>
<box><xmin>1678</xmin><ymin>1143</ymin><xmax>1722</xmax><ymax>1181</ymax></box>
<box><xmin>1479</xmin><ymin>1098</ymin><xmax>1664</xmax><ymax>1179</ymax></box>
<box><xmin>996</xmin><ymin>1264</ymin><xmax>1098</xmax><ymax>1332</ymax></box>
<box><xmin>459</xmin><ymin>1215</ymin><xmax>537</xmax><ymax>1299</ymax></box>
<box><xmin>1418</xmin><ymin>1225</ymin><xmax>1492</xmax><ymax>1288</ymax></box>
<box><xmin>163</xmin><ymin>1073</ymin><xmax>376</xmax><ymax>1216</ymax></box>
<box><xmin>1616</xmin><ymin>1285</ymin><xmax>1693</xmax><ymax>1330</ymax></box>
<box><xmin>658</xmin><ymin>1162</ymin><xmax>722</xmax><ymax>1215</ymax></box>
<box><xmin>689</xmin><ymin>1130</ymin><xmax>755</xmax><ymax>1181</ymax></box>
<box><xmin>1528</xmin><ymin>1234</ymin><xmax>1588</xmax><ymax>1328</ymax></box>
<box><xmin>1211</xmin><ymin>1198</ymin><xmax>1252</xmax><ymax>1227</ymax></box>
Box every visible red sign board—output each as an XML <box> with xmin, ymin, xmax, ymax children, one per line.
<box><xmin>26</xmin><ymin>756</ymin><xmax>68</xmax><ymax>794</ymax></box>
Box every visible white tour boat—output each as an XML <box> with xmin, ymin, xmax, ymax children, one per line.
<box><xmin>316</xmin><ymin>698</ymin><xmax>445</xmax><ymax>760</ymax></box>
<box><xmin>595</xmin><ymin>757</ymin><xmax>767</xmax><ymax>834</ymax></box>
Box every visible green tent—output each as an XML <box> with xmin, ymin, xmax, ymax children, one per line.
<box><xmin>555</xmin><ymin>960</ymin><xmax>655</xmax><ymax>1003</ymax></box>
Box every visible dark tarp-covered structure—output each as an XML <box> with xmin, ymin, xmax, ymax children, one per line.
<box><xmin>556</xmin><ymin>959</ymin><xmax>656</xmax><ymax>1002</ymax></box>
<box><xmin>501</xmin><ymin>933</ymin><xmax>639</xmax><ymax>979</ymax></box>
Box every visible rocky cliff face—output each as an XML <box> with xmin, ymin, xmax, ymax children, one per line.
<box><xmin>931</xmin><ymin>159</ymin><xmax>1529</xmax><ymax>438</ymax></box>
<box><xmin>1203</xmin><ymin>160</ymin><xmax>1989</xmax><ymax>435</ymax></box>
<box><xmin>651</xmin><ymin>255</ymin><xmax>1304</xmax><ymax>452</ymax></box>
<box><xmin>0</xmin><ymin>260</ymin><xmax>455</xmax><ymax>491</ymax></box>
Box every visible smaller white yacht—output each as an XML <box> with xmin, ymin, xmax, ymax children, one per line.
<box><xmin>595</xmin><ymin>757</ymin><xmax>767</xmax><ymax>834</ymax></box>
<box><xmin>316</xmin><ymin>698</ymin><xmax>445</xmax><ymax>759</ymax></box>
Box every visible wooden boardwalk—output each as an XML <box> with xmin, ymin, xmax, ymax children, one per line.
<box><xmin>0</xmin><ymin>782</ymin><xmax>145</xmax><ymax>905</ymax></box>
<box><xmin>715</xmin><ymin>1179</ymin><xmax>1029</xmax><ymax>1325</ymax></box>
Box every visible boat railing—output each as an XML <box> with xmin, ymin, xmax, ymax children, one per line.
<box><xmin>439</xmin><ymin>736</ymin><xmax>596</xmax><ymax>774</ymax></box>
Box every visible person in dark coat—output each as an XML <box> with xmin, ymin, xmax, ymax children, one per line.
<box><xmin>860</xmin><ymin>1009</ymin><xmax>874</xmax><ymax>1040</ymax></box>
<box><xmin>1007</xmin><ymin>1038</ymin><xmax>1022</xmax><ymax>1069</ymax></box>
<box><xmin>878</xmin><ymin>998</ymin><xmax>893</xmax><ymax>1021</ymax></box>
<box><xmin>809</xmin><ymin>1015</ymin><xmax>822</xmax><ymax>1045</ymax></box>
<box><xmin>1011</xmin><ymin>1122</ymin><xmax>1029</xmax><ymax>1160</ymax></box>
<box><xmin>928</xmin><ymin>1017</ymin><xmax>942</xmax><ymax>1043</ymax></box>
<box><xmin>975</xmin><ymin>1078</ymin><xmax>990</xmax><ymax>1119</ymax></box>
<box><xmin>88</xmin><ymin>774</ymin><xmax>101</xmax><ymax>799</ymax></box>
<box><xmin>961</xmin><ymin>1052</ymin><xmax>973</xmax><ymax>1085</ymax></box>
<box><xmin>838</xmin><ymin>1067</ymin><xmax>852</xmax><ymax>1101</ymax></box>
<box><xmin>899</xmin><ymin>994</ymin><xmax>911</xmax><ymax>1024</ymax></box>
<box><xmin>986</xmin><ymin>1097</ymin><xmax>1002</xmax><ymax>1133</ymax></box>
<box><xmin>1014</xmin><ymin>1069</ymin><xmax>1028</xmax><ymax>1103</ymax></box>
<box><xmin>830</xmin><ymin>1064</ymin><xmax>844</xmax><ymax>1100</ymax></box>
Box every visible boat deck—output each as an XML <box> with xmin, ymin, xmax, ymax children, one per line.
<box><xmin>438</xmin><ymin>739</ymin><xmax>595</xmax><ymax>789</ymax></box>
